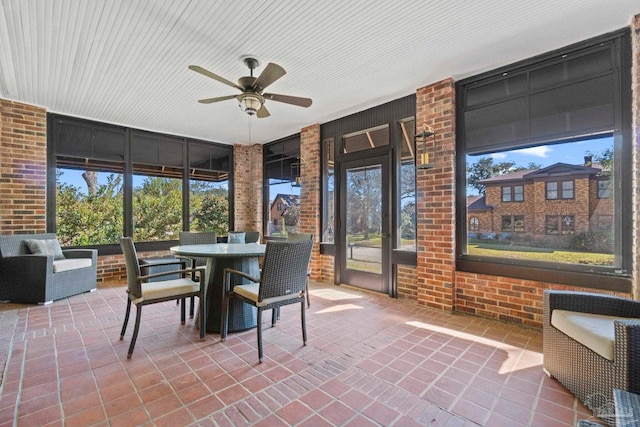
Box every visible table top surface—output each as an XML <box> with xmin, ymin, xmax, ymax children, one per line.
<box><xmin>170</xmin><ymin>243</ymin><xmax>266</xmax><ymax>258</ymax></box>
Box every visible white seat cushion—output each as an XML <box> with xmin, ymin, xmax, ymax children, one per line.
<box><xmin>53</xmin><ymin>258</ymin><xmax>92</xmax><ymax>273</ymax></box>
<box><xmin>233</xmin><ymin>283</ymin><xmax>302</xmax><ymax>307</ymax></box>
<box><xmin>551</xmin><ymin>309</ymin><xmax>631</xmax><ymax>361</ymax></box>
<box><xmin>137</xmin><ymin>278</ymin><xmax>199</xmax><ymax>303</ymax></box>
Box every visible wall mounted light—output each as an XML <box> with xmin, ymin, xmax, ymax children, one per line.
<box><xmin>291</xmin><ymin>158</ymin><xmax>303</xmax><ymax>188</ymax></box>
<box><xmin>414</xmin><ymin>123</ymin><xmax>436</xmax><ymax>169</ymax></box>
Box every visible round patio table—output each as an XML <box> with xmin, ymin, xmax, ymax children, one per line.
<box><xmin>170</xmin><ymin>243</ymin><xmax>266</xmax><ymax>333</ymax></box>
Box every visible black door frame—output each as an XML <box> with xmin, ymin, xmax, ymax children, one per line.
<box><xmin>336</xmin><ymin>153</ymin><xmax>392</xmax><ymax>295</ymax></box>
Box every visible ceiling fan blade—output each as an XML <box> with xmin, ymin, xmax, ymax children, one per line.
<box><xmin>197</xmin><ymin>94</ymin><xmax>238</xmax><ymax>104</ymax></box>
<box><xmin>263</xmin><ymin>93</ymin><xmax>312</xmax><ymax>108</ymax></box>
<box><xmin>188</xmin><ymin>65</ymin><xmax>242</xmax><ymax>90</ymax></box>
<box><xmin>253</xmin><ymin>63</ymin><xmax>286</xmax><ymax>91</ymax></box>
<box><xmin>256</xmin><ymin>104</ymin><xmax>270</xmax><ymax>118</ymax></box>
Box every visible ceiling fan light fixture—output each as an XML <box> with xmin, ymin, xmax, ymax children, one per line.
<box><xmin>238</xmin><ymin>94</ymin><xmax>262</xmax><ymax>116</ymax></box>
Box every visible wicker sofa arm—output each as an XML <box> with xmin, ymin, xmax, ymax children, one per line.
<box><xmin>62</xmin><ymin>249</ymin><xmax>97</xmax><ymax>261</ymax></box>
<box><xmin>614</xmin><ymin>319</ymin><xmax>640</xmax><ymax>394</ymax></box>
<box><xmin>545</xmin><ymin>290</ymin><xmax>640</xmax><ymax>318</ymax></box>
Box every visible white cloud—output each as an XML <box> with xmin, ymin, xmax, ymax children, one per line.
<box><xmin>492</xmin><ymin>152</ymin><xmax>507</xmax><ymax>159</ymax></box>
<box><xmin>513</xmin><ymin>146</ymin><xmax>552</xmax><ymax>158</ymax></box>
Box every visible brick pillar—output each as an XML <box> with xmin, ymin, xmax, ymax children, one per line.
<box><xmin>632</xmin><ymin>14</ymin><xmax>640</xmax><ymax>299</ymax></box>
<box><xmin>300</xmin><ymin>123</ymin><xmax>322</xmax><ymax>279</ymax></box>
<box><xmin>233</xmin><ymin>143</ymin><xmax>263</xmax><ymax>234</ymax></box>
<box><xmin>415</xmin><ymin>79</ymin><xmax>456</xmax><ymax>311</ymax></box>
<box><xmin>0</xmin><ymin>99</ymin><xmax>47</xmax><ymax>234</ymax></box>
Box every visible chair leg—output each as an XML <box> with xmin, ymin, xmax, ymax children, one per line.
<box><xmin>301</xmin><ymin>300</ymin><xmax>307</xmax><ymax>346</ymax></box>
<box><xmin>220</xmin><ymin>293</ymin><xmax>230</xmax><ymax>342</ymax></box>
<box><xmin>128</xmin><ymin>305</ymin><xmax>142</xmax><ymax>358</ymax></box>
<box><xmin>199</xmin><ymin>294</ymin><xmax>206</xmax><ymax>340</ymax></box>
<box><xmin>257</xmin><ymin>308</ymin><xmax>264</xmax><ymax>363</ymax></box>
<box><xmin>180</xmin><ymin>298</ymin><xmax>186</xmax><ymax>324</ymax></box>
<box><xmin>120</xmin><ymin>299</ymin><xmax>132</xmax><ymax>339</ymax></box>
<box><xmin>190</xmin><ymin>296</ymin><xmax>195</xmax><ymax>318</ymax></box>
<box><xmin>271</xmin><ymin>308</ymin><xmax>277</xmax><ymax>327</ymax></box>
<box><xmin>306</xmin><ymin>281</ymin><xmax>311</xmax><ymax>308</ymax></box>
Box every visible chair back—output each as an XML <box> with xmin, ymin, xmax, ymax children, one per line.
<box><xmin>179</xmin><ymin>231</ymin><xmax>217</xmax><ymax>266</ymax></box>
<box><xmin>119</xmin><ymin>237</ymin><xmax>143</xmax><ymax>297</ymax></box>
<box><xmin>259</xmin><ymin>240</ymin><xmax>313</xmax><ymax>302</ymax></box>
<box><xmin>287</xmin><ymin>232</ymin><xmax>313</xmax><ymax>242</ymax></box>
<box><xmin>243</xmin><ymin>231</ymin><xmax>261</xmax><ymax>243</ymax></box>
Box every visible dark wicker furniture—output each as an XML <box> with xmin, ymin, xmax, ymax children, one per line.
<box><xmin>0</xmin><ymin>233</ymin><xmax>97</xmax><ymax>304</ymax></box>
<box><xmin>287</xmin><ymin>232</ymin><xmax>313</xmax><ymax>307</ymax></box>
<box><xmin>119</xmin><ymin>237</ymin><xmax>206</xmax><ymax>358</ymax></box>
<box><xmin>220</xmin><ymin>240</ymin><xmax>313</xmax><ymax>363</ymax></box>
<box><xmin>543</xmin><ymin>290</ymin><xmax>640</xmax><ymax>425</ymax></box>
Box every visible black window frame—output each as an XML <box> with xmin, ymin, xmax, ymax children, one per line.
<box><xmin>455</xmin><ymin>28</ymin><xmax>632</xmax><ymax>293</ymax></box>
<box><xmin>47</xmin><ymin>114</ymin><xmax>233</xmax><ymax>255</ymax></box>
<box><xmin>546</xmin><ymin>180</ymin><xmax>574</xmax><ymax>200</ymax></box>
<box><xmin>501</xmin><ymin>185</ymin><xmax>524</xmax><ymax>202</ymax></box>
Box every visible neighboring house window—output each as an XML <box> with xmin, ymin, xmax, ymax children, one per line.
<box><xmin>277</xmin><ymin>203</ymin><xmax>283</xmax><ymax>211</ymax></box>
<box><xmin>456</xmin><ymin>29</ymin><xmax>631</xmax><ymax>291</ymax></box>
<box><xmin>502</xmin><ymin>185</ymin><xmax>523</xmax><ymax>202</ymax></box>
<box><xmin>502</xmin><ymin>215</ymin><xmax>524</xmax><ymax>232</ymax></box>
<box><xmin>562</xmin><ymin>181</ymin><xmax>574</xmax><ymax>199</ymax></box>
<box><xmin>598</xmin><ymin>179</ymin><xmax>610</xmax><ymax>198</ymax></box>
<box><xmin>546</xmin><ymin>181</ymin><xmax>574</xmax><ymax>200</ymax></box>
<box><xmin>501</xmin><ymin>187</ymin><xmax>511</xmax><ymax>202</ymax></box>
<box><xmin>469</xmin><ymin>217</ymin><xmax>479</xmax><ymax>231</ymax></box>
<box><xmin>514</xmin><ymin>185</ymin><xmax>524</xmax><ymax>202</ymax></box>
<box><xmin>546</xmin><ymin>215</ymin><xmax>575</xmax><ymax>235</ymax></box>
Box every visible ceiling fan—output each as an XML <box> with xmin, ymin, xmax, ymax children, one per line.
<box><xmin>189</xmin><ymin>57</ymin><xmax>312</xmax><ymax>118</ymax></box>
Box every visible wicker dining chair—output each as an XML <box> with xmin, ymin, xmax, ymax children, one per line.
<box><xmin>220</xmin><ymin>240</ymin><xmax>313</xmax><ymax>362</ymax></box>
<box><xmin>119</xmin><ymin>237</ymin><xmax>206</xmax><ymax>358</ymax></box>
<box><xmin>287</xmin><ymin>232</ymin><xmax>313</xmax><ymax>308</ymax></box>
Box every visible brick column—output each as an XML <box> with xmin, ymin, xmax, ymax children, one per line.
<box><xmin>0</xmin><ymin>99</ymin><xmax>47</xmax><ymax>234</ymax></box>
<box><xmin>233</xmin><ymin>143</ymin><xmax>263</xmax><ymax>234</ymax></box>
<box><xmin>415</xmin><ymin>79</ymin><xmax>456</xmax><ymax>311</ymax></box>
<box><xmin>299</xmin><ymin>123</ymin><xmax>322</xmax><ymax>279</ymax></box>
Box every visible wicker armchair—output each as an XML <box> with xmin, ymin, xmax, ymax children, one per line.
<box><xmin>220</xmin><ymin>240</ymin><xmax>313</xmax><ymax>362</ymax></box>
<box><xmin>119</xmin><ymin>237</ymin><xmax>206</xmax><ymax>358</ymax></box>
<box><xmin>287</xmin><ymin>232</ymin><xmax>313</xmax><ymax>307</ymax></box>
<box><xmin>543</xmin><ymin>290</ymin><xmax>640</xmax><ymax>424</ymax></box>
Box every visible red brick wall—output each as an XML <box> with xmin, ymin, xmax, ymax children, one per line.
<box><xmin>414</xmin><ymin>79</ymin><xmax>456</xmax><ymax>311</ymax></box>
<box><xmin>397</xmin><ymin>265</ymin><xmax>418</xmax><ymax>300</ymax></box>
<box><xmin>233</xmin><ymin>144</ymin><xmax>262</xmax><ymax>235</ymax></box>
<box><xmin>0</xmin><ymin>100</ymin><xmax>47</xmax><ymax>234</ymax></box>
<box><xmin>299</xmin><ymin>124</ymin><xmax>323</xmax><ymax>280</ymax></box>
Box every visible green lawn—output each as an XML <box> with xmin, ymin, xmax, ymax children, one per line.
<box><xmin>468</xmin><ymin>244</ymin><xmax>613</xmax><ymax>265</ymax></box>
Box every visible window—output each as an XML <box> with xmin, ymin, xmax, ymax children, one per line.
<box><xmin>546</xmin><ymin>182</ymin><xmax>558</xmax><ymax>199</ymax></box>
<box><xmin>469</xmin><ymin>217</ymin><xmax>479</xmax><ymax>231</ymax></box>
<box><xmin>514</xmin><ymin>185</ymin><xmax>524</xmax><ymax>202</ymax></box>
<box><xmin>399</xmin><ymin>118</ymin><xmax>416</xmax><ymax>251</ymax></box>
<box><xmin>263</xmin><ymin>135</ymin><xmax>301</xmax><ymax>238</ymax></box>
<box><xmin>502</xmin><ymin>215</ymin><xmax>524</xmax><ymax>232</ymax></box>
<box><xmin>598</xmin><ymin>179</ymin><xmax>610</xmax><ymax>198</ymax></box>
<box><xmin>502</xmin><ymin>187</ymin><xmax>511</xmax><ymax>202</ymax></box>
<box><xmin>456</xmin><ymin>29</ymin><xmax>631</xmax><ymax>290</ymax></box>
<box><xmin>546</xmin><ymin>215</ymin><xmax>575</xmax><ymax>235</ymax></box>
<box><xmin>323</xmin><ymin>138</ymin><xmax>335</xmax><ymax>243</ymax></box>
<box><xmin>502</xmin><ymin>185</ymin><xmax>523</xmax><ymax>202</ymax></box>
<box><xmin>562</xmin><ymin>181</ymin><xmax>574</xmax><ymax>199</ymax></box>
<box><xmin>48</xmin><ymin>115</ymin><xmax>233</xmax><ymax>251</ymax></box>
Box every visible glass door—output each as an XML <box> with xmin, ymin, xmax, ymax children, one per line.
<box><xmin>338</xmin><ymin>154</ymin><xmax>390</xmax><ymax>293</ymax></box>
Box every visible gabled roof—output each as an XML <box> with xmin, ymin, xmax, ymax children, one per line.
<box><xmin>467</xmin><ymin>195</ymin><xmax>492</xmax><ymax>211</ymax></box>
<box><xmin>479</xmin><ymin>162</ymin><xmax>603</xmax><ymax>184</ymax></box>
<box><xmin>271</xmin><ymin>194</ymin><xmax>300</xmax><ymax>210</ymax></box>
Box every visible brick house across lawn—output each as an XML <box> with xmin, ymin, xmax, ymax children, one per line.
<box><xmin>270</xmin><ymin>193</ymin><xmax>300</xmax><ymax>232</ymax></box>
<box><xmin>467</xmin><ymin>159</ymin><xmax>613</xmax><ymax>240</ymax></box>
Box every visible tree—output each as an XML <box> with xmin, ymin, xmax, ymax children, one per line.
<box><xmin>56</xmin><ymin>171</ymin><xmax>123</xmax><ymax>246</ymax></box>
<box><xmin>192</xmin><ymin>193</ymin><xmax>229</xmax><ymax>235</ymax></box>
<box><xmin>346</xmin><ymin>167</ymin><xmax>382</xmax><ymax>240</ymax></box>
<box><xmin>133</xmin><ymin>177</ymin><xmax>182</xmax><ymax>241</ymax></box>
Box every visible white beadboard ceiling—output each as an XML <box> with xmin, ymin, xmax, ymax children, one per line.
<box><xmin>0</xmin><ymin>0</ymin><xmax>637</xmax><ymax>145</ymax></box>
